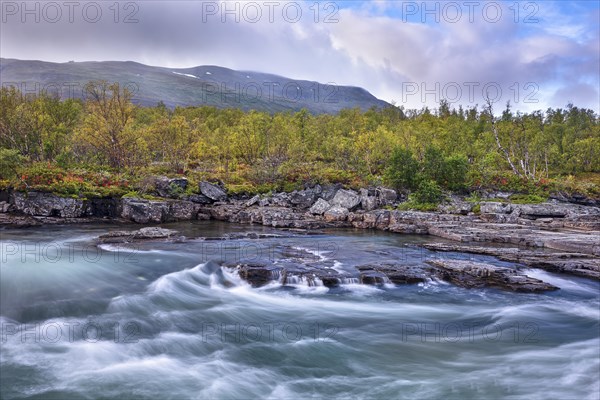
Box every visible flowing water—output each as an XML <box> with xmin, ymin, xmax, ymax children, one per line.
<box><xmin>1</xmin><ymin>221</ymin><xmax>599</xmax><ymax>400</ymax></box>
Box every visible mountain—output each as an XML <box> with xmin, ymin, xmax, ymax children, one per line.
<box><xmin>0</xmin><ymin>58</ymin><xmax>390</xmax><ymax>114</ymax></box>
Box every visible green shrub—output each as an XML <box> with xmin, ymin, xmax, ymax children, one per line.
<box><xmin>384</xmin><ymin>147</ymin><xmax>419</xmax><ymax>190</ymax></box>
<box><xmin>444</xmin><ymin>155</ymin><xmax>469</xmax><ymax>191</ymax></box>
<box><xmin>413</xmin><ymin>179</ymin><xmax>444</xmax><ymax>204</ymax></box>
<box><xmin>0</xmin><ymin>148</ymin><xmax>25</xmax><ymax>179</ymax></box>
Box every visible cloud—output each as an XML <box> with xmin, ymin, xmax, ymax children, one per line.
<box><xmin>1</xmin><ymin>0</ymin><xmax>598</xmax><ymax>112</ymax></box>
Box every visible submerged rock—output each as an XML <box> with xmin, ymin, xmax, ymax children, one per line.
<box><xmin>98</xmin><ymin>227</ymin><xmax>181</xmax><ymax>243</ymax></box>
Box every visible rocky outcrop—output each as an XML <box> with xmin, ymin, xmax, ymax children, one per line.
<box><xmin>12</xmin><ymin>191</ymin><xmax>86</xmax><ymax>218</ymax></box>
<box><xmin>426</xmin><ymin>259</ymin><xmax>559</xmax><ymax>292</ymax></box>
<box><xmin>422</xmin><ymin>243</ymin><xmax>600</xmax><ymax>280</ymax></box>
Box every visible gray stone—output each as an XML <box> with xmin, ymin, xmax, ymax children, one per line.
<box><xmin>426</xmin><ymin>259</ymin><xmax>559</xmax><ymax>292</ymax></box>
<box><xmin>186</xmin><ymin>194</ymin><xmax>213</xmax><ymax>204</ymax></box>
<box><xmin>376</xmin><ymin>187</ymin><xmax>397</xmax><ymax>206</ymax></box>
<box><xmin>12</xmin><ymin>191</ymin><xmax>86</xmax><ymax>218</ymax></box>
<box><xmin>0</xmin><ymin>201</ymin><xmax>10</xmax><ymax>213</ymax></box>
<box><xmin>289</xmin><ymin>189</ymin><xmax>317</xmax><ymax>209</ymax></box>
<box><xmin>324</xmin><ymin>206</ymin><xmax>349</xmax><ymax>221</ymax></box>
<box><xmin>480</xmin><ymin>202</ymin><xmax>512</xmax><ymax>214</ymax></box>
<box><xmin>320</xmin><ymin>184</ymin><xmax>342</xmax><ymax>201</ymax></box>
<box><xmin>121</xmin><ymin>198</ymin><xmax>168</xmax><ymax>223</ymax></box>
<box><xmin>330</xmin><ymin>189</ymin><xmax>361</xmax><ymax>210</ymax></box>
<box><xmin>200</xmin><ymin>181</ymin><xmax>228</xmax><ymax>201</ymax></box>
<box><xmin>309</xmin><ymin>198</ymin><xmax>331</xmax><ymax>215</ymax></box>
<box><xmin>245</xmin><ymin>195</ymin><xmax>261</xmax><ymax>207</ymax></box>
<box><xmin>516</xmin><ymin>204</ymin><xmax>567</xmax><ymax>219</ymax></box>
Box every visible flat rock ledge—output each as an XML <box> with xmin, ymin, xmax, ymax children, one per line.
<box><xmin>98</xmin><ymin>227</ymin><xmax>182</xmax><ymax>244</ymax></box>
<box><xmin>425</xmin><ymin>259</ymin><xmax>559</xmax><ymax>292</ymax></box>
<box><xmin>422</xmin><ymin>243</ymin><xmax>600</xmax><ymax>281</ymax></box>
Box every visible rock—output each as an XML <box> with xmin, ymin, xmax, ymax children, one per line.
<box><xmin>376</xmin><ymin>187</ymin><xmax>397</xmax><ymax>206</ymax></box>
<box><xmin>309</xmin><ymin>198</ymin><xmax>331</xmax><ymax>215</ymax></box>
<box><xmin>200</xmin><ymin>181</ymin><xmax>228</xmax><ymax>201</ymax></box>
<box><xmin>426</xmin><ymin>259</ymin><xmax>559</xmax><ymax>292</ymax></box>
<box><xmin>359</xmin><ymin>188</ymin><xmax>377</xmax><ymax>211</ymax></box>
<box><xmin>169</xmin><ymin>178</ymin><xmax>188</xmax><ymax>191</ymax></box>
<box><xmin>98</xmin><ymin>227</ymin><xmax>180</xmax><ymax>244</ymax></box>
<box><xmin>154</xmin><ymin>176</ymin><xmax>188</xmax><ymax>198</ymax></box>
<box><xmin>167</xmin><ymin>201</ymin><xmax>199</xmax><ymax>221</ymax></box>
<box><xmin>269</xmin><ymin>193</ymin><xmax>292</xmax><ymax>207</ymax></box>
<box><xmin>245</xmin><ymin>195</ymin><xmax>261</xmax><ymax>207</ymax></box>
<box><xmin>324</xmin><ymin>206</ymin><xmax>349</xmax><ymax>221</ymax></box>
<box><xmin>357</xmin><ymin>264</ymin><xmax>426</xmax><ymax>284</ymax></box>
<box><xmin>330</xmin><ymin>189</ymin><xmax>361</xmax><ymax>210</ymax></box>
<box><xmin>361</xmin><ymin>196</ymin><xmax>377</xmax><ymax>211</ymax></box>
<box><xmin>320</xmin><ymin>184</ymin><xmax>342</xmax><ymax>201</ymax></box>
<box><xmin>12</xmin><ymin>191</ymin><xmax>86</xmax><ymax>218</ymax></box>
<box><xmin>289</xmin><ymin>189</ymin><xmax>317</xmax><ymax>209</ymax></box>
<box><xmin>232</xmin><ymin>263</ymin><xmax>285</xmax><ymax>287</ymax></box>
<box><xmin>480</xmin><ymin>202</ymin><xmax>512</xmax><ymax>214</ymax></box>
<box><xmin>154</xmin><ymin>176</ymin><xmax>171</xmax><ymax>197</ymax></box>
<box><xmin>516</xmin><ymin>204</ymin><xmax>567</xmax><ymax>219</ymax></box>
<box><xmin>0</xmin><ymin>201</ymin><xmax>10</xmax><ymax>213</ymax></box>
<box><xmin>186</xmin><ymin>194</ymin><xmax>213</xmax><ymax>204</ymax></box>
<box><xmin>121</xmin><ymin>198</ymin><xmax>168</xmax><ymax>223</ymax></box>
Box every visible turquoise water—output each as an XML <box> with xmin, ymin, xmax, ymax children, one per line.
<box><xmin>1</xmin><ymin>222</ymin><xmax>599</xmax><ymax>399</ymax></box>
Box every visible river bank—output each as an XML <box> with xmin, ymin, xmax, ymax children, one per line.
<box><xmin>2</xmin><ymin>181</ymin><xmax>598</xmax><ymax>286</ymax></box>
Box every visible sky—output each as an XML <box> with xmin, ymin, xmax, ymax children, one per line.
<box><xmin>1</xmin><ymin>0</ymin><xmax>599</xmax><ymax>112</ymax></box>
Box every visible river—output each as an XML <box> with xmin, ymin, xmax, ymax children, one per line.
<box><xmin>1</xmin><ymin>221</ymin><xmax>599</xmax><ymax>399</ymax></box>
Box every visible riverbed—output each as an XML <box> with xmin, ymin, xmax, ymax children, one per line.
<box><xmin>1</xmin><ymin>221</ymin><xmax>599</xmax><ymax>399</ymax></box>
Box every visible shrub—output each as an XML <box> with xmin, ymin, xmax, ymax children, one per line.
<box><xmin>384</xmin><ymin>147</ymin><xmax>419</xmax><ymax>190</ymax></box>
<box><xmin>413</xmin><ymin>179</ymin><xmax>444</xmax><ymax>204</ymax></box>
<box><xmin>444</xmin><ymin>155</ymin><xmax>469</xmax><ymax>191</ymax></box>
<box><xmin>0</xmin><ymin>149</ymin><xmax>25</xmax><ymax>179</ymax></box>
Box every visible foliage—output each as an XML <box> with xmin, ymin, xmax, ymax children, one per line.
<box><xmin>384</xmin><ymin>147</ymin><xmax>419</xmax><ymax>190</ymax></box>
<box><xmin>412</xmin><ymin>180</ymin><xmax>444</xmax><ymax>204</ymax></box>
<box><xmin>1</xmin><ymin>85</ymin><xmax>599</xmax><ymax>200</ymax></box>
<box><xmin>0</xmin><ymin>148</ymin><xmax>24</xmax><ymax>179</ymax></box>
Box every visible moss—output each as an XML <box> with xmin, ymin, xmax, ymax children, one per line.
<box><xmin>509</xmin><ymin>194</ymin><xmax>548</xmax><ymax>204</ymax></box>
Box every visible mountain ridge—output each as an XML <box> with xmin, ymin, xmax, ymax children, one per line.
<box><xmin>0</xmin><ymin>58</ymin><xmax>390</xmax><ymax>114</ymax></box>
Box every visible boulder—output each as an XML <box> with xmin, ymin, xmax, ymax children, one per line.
<box><xmin>154</xmin><ymin>176</ymin><xmax>188</xmax><ymax>198</ymax></box>
<box><xmin>330</xmin><ymin>189</ymin><xmax>361</xmax><ymax>210</ymax></box>
<box><xmin>245</xmin><ymin>195</ymin><xmax>261</xmax><ymax>207</ymax></box>
<box><xmin>120</xmin><ymin>198</ymin><xmax>168</xmax><ymax>223</ymax></box>
<box><xmin>320</xmin><ymin>184</ymin><xmax>342</xmax><ymax>201</ymax></box>
<box><xmin>324</xmin><ymin>206</ymin><xmax>349</xmax><ymax>221</ymax></box>
<box><xmin>309</xmin><ymin>198</ymin><xmax>331</xmax><ymax>215</ymax></box>
<box><xmin>480</xmin><ymin>202</ymin><xmax>512</xmax><ymax>214</ymax></box>
<box><xmin>289</xmin><ymin>189</ymin><xmax>317</xmax><ymax>209</ymax></box>
<box><xmin>376</xmin><ymin>187</ymin><xmax>397</xmax><ymax>206</ymax></box>
<box><xmin>199</xmin><ymin>181</ymin><xmax>228</xmax><ymax>201</ymax></box>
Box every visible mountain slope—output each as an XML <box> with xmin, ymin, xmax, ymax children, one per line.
<box><xmin>0</xmin><ymin>58</ymin><xmax>390</xmax><ymax>113</ymax></box>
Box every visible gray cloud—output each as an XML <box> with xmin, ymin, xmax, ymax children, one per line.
<box><xmin>1</xmin><ymin>0</ymin><xmax>598</xmax><ymax>112</ymax></box>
